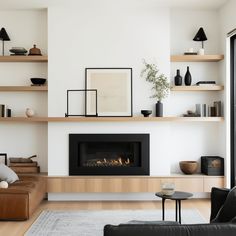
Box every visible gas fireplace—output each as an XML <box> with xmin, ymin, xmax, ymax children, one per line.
<box><xmin>69</xmin><ymin>134</ymin><xmax>149</xmax><ymax>175</ymax></box>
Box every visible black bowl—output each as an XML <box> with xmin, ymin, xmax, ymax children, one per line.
<box><xmin>30</xmin><ymin>78</ymin><xmax>46</xmax><ymax>85</ymax></box>
<box><xmin>141</xmin><ymin>110</ymin><xmax>152</xmax><ymax>117</ymax></box>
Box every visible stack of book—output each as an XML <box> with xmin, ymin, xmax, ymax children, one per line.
<box><xmin>0</xmin><ymin>104</ymin><xmax>11</xmax><ymax>117</ymax></box>
<box><xmin>9</xmin><ymin>158</ymin><xmax>40</xmax><ymax>173</ymax></box>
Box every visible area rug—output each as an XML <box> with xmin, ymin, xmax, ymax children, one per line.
<box><xmin>25</xmin><ymin>209</ymin><xmax>207</xmax><ymax>236</ymax></box>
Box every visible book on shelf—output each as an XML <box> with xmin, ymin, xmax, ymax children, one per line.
<box><xmin>10</xmin><ymin>166</ymin><xmax>40</xmax><ymax>173</ymax></box>
<box><xmin>196</xmin><ymin>81</ymin><xmax>216</xmax><ymax>86</ymax></box>
<box><xmin>9</xmin><ymin>161</ymin><xmax>38</xmax><ymax>167</ymax></box>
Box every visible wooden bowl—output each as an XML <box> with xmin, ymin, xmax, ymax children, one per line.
<box><xmin>179</xmin><ymin>161</ymin><xmax>198</xmax><ymax>174</ymax></box>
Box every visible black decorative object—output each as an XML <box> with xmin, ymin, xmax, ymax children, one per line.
<box><xmin>65</xmin><ymin>89</ymin><xmax>98</xmax><ymax>117</ymax></box>
<box><xmin>0</xmin><ymin>28</ymin><xmax>10</xmax><ymax>56</ymax></box>
<box><xmin>193</xmin><ymin>27</ymin><xmax>207</xmax><ymax>55</ymax></box>
<box><xmin>6</xmin><ymin>108</ymin><xmax>11</xmax><ymax>117</ymax></box>
<box><xmin>201</xmin><ymin>156</ymin><xmax>224</xmax><ymax>176</ymax></box>
<box><xmin>141</xmin><ymin>110</ymin><xmax>152</xmax><ymax>117</ymax></box>
<box><xmin>174</xmin><ymin>69</ymin><xmax>182</xmax><ymax>86</ymax></box>
<box><xmin>184</xmin><ymin>66</ymin><xmax>192</xmax><ymax>86</ymax></box>
<box><xmin>30</xmin><ymin>78</ymin><xmax>46</xmax><ymax>85</ymax></box>
<box><xmin>156</xmin><ymin>101</ymin><xmax>163</xmax><ymax>117</ymax></box>
<box><xmin>85</xmin><ymin>68</ymin><xmax>133</xmax><ymax>117</ymax></box>
<box><xmin>0</xmin><ymin>153</ymin><xmax>7</xmax><ymax>165</ymax></box>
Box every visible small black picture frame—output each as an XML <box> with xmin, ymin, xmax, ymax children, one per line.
<box><xmin>0</xmin><ymin>153</ymin><xmax>7</xmax><ymax>165</ymax></box>
<box><xmin>65</xmin><ymin>89</ymin><xmax>98</xmax><ymax>117</ymax></box>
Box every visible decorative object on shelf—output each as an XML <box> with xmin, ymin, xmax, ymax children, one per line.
<box><xmin>156</xmin><ymin>101</ymin><xmax>163</xmax><ymax>117</ymax></box>
<box><xmin>9</xmin><ymin>156</ymin><xmax>39</xmax><ymax>173</ymax></box>
<box><xmin>0</xmin><ymin>104</ymin><xmax>6</xmax><ymax>117</ymax></box>
<box><xmin>184</xmin><ymin>66</ymin><xmax>192</xmax><ymax>86</ymax></box>
<box><xmin>214</xmin><ymin>101</ymin><xmax>222</xmax><ymax>117</ymax></box>
<box><xmin>141</xmin><ymin>110</ymin><xmax>152</xmax><ymax>117</ymax></box>
<box><xmin>25</xmin><ymin>108</ymin><xmax>35</xmax><ymax>117</ymax></box>
<box><xmin>196</xmin><ymin>81</ymin><xmax>216</xmax><ymax>86</ymax></box>
<box><xmin>28</xmin><ymin>44</ymin><xmax>42</xmax><ymax>55</ymax></box>
<box><xmin>0</xmin><ymin>27</ymin><xmax>10</xmax><ymax>56</ymax></box>
<box><xmin>9</xmin><ymin>47</ymin><xmax>27</xmax><ymax>56</ymax></box>
<box><xmin>141</xmin><ymin>60</ymin><xmax>170</xmax><ymax>117</ymax></box>
<box><xmin>179</xmin><ymin>161</ymin><xmax>198</xmax><ymax>174</ymax></box>
<box><xmin>196</xmin><ymin>104</ymin><xmax>207</xmax><ymax>117</ymax></box>
<box><xmin>174</xmin><ymin>69</ymin><xmax>182</xmax><ymax>86</ymax></box>
<box><xmin>184</xmin><ymin>48</ymin><xmax>197</xmax><ymax>55</ymax></box>
<box><xmin>161</xmin><ymin>182</ymin><xmax>175</xmax><ymax>196</ymax></box>
<box><xmin>193</xmin><ymin>27</ymin><xmax>207</xmax><ymax>55</ymax></box>
<box><xmin>209</xmin><ymin>106</ymin><xmax>216</xmax><ymax>117</ymax></box>
<box><xmin>6</xmin><ymin>108</ymin><xmax>11</xmax><ymax>117</ymax></box>
<box><xmin>201</xmin><ymin>156</ymin><xmax>224</xmax><ymax>176</ymax></box>
<box><xmin>183</xmin><ymin>110</ymin><xmax>199</xmax><ymax>117</ymax></box>
<box><xmin>0</xmin><ymin>153</ymin><xmax>7</xmax><ymax>165</ymax></box>
<box><xmin>65</xmin><ymin>89</ymin><xmax>98</xmax><ymax>117</ymax></box>
<box><xmin>9</xmin><ymin>155</ymin><xmax>36</xmax><ymax>163</ymax></box>
<box><xmin>30</xmin><ymin>78</ymin><xmax>47</xmax><ymax>86</ymax></box>
<box><xmin>86</xmin><ymin>68</ymin><xmax>133</xmax><ymax>117</ymax></box>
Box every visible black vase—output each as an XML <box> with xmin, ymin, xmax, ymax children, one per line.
<box><xmin>174</xmin><ymin>69</ymin><xmax>182</xmax><ymax>86</ymax></box>
<box><xmin>156</xmin><ymin>101</ymin><xmax>163</xmax><ymax>117</ymax></box>
<box><xmin>184</xmin><ymin>66</ymin><xmax>192</xmax><ymax>86</ymax></box>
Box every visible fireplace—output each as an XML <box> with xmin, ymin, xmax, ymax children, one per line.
<box><xmin>69</xmin><ymin>134</ymin><xmax>149</xmax><ymax>175</ymax></box>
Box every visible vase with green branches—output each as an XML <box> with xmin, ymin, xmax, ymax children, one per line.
<box><xmin>141</xmin><ymin>60</ymin><xmax>170</xmax><ymax>117</ymax></box>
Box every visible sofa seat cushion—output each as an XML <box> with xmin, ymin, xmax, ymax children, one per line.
<box><xmin>0</xmin><ymin>175</ymin><xmax>46</xmax><ymax>220</ymax></box>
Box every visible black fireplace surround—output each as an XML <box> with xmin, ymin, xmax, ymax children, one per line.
<box><xmin>69</xmin><ymin>134</ymin><xmax>149</xmax><ymax>175</ymax></box>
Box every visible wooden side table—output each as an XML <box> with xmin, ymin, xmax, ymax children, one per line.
<box><xmin>155</xmin><ymin>191</ymin><xmax>193</xmax><ymax>224</ymax></box>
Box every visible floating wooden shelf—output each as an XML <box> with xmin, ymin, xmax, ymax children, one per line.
<box><xmin>171</xmin><ymin>85</ymin><xmax>224</xmax><ymax>91</ymax></box>
<box><xmin>0</xmin><ymin>86</ymin><xmax>48</xmax><ymax>91</ymax></box>
<box><xmin>47</xmin><ymin>117</ymin><xmax>224</xmax><ymax>122</ymax></box>
<box><xmin>0</xmin><ymin>55</ymin><xmax>48</xmax><ymax>62</ymax></box>
<box><xmin>0</xmin><ymin>117</ymin><xmax>48</xmax><ymax>122</ymax></box>
<box><xmin>170</xmin><ymin>54</ymin><xmax>224</xmax><ymax>62</ymax></box>
<box><xmin>0</xmin><ymin>116</ymin><xmax>224</xmax><ymax>122</ymax></box>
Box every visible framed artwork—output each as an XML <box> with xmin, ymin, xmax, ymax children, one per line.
<box><xmin>0</xmin><ymin>153</ymin><xmax>7</xmax><ymax>165</ymax></box>
<box><xmin>85</xmin><ymin>68</ymin><xmax>133</xmax><ymax>117</ymax></box>
<box><xmin>65</xmin><ymin>89</ymin><xmax>98</xmax><ymax>117</ymax></box>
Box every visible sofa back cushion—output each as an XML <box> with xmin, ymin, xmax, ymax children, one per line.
<box><xmin>211</xmin><ymin>186</ymin><xmax>236</xmax><ymax>223</ymax></box>
<box><xmin>0</xmin><ymin>164</ymin><xmax>19</xmax><ymax>184</ymax></box>
<box><xmin>104</xmin><ymin>224</ymin><xmax>236</xmax><ymax>236</ymax></box>
<box><xmin>210</xmin><ymin>187</ymin><xmax>230</xmax><ymax>221</ymax></box>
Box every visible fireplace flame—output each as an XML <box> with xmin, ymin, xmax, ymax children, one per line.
<box><xmin>85</xmin><ymin>157</ymin><xmax>131</xmax><ymax>167</ymax></box>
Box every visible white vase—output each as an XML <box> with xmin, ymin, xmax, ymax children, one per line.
<box><xmin>25</xmin><ymin>108</ymin><xmax>35</xmax><ymax>117</ymax></box>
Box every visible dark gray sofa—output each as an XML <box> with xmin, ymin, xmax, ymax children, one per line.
<box><xmin>104</xmin><ymin>187</ymin><xmax>236</xmax><ymax>236</ymax></box>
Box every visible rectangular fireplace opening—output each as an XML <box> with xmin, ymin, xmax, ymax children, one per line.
<box><xmin>69</xmin><ymin>134</ymin><xmax>149</xmax><ymax>175</ymax></box>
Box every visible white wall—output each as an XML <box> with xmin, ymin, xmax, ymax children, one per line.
<box><xmin>0</xmin><ymin>10</ymin><xmax>48</xmax><ymax>171</ymax></box>
<box><xmin>48</xmin><ymin>2</ymin><xmax>223</xmax><ymax>180</ymax></box>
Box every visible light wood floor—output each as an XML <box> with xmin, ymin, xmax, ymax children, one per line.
<box><xmin>0</xmin><ymin>199</ymin><xmax>210</xmax><ymax>236</ymax></box>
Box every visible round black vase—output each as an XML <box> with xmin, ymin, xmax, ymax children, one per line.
<box><xmin>184</xmin><ymin>66</ymin><xmax>192</xmax><ymax>86</ymax></box>
<box><xmin>156</xmin><ymin>101</ymin><xmax>163</xmax><ymax>117</ymax></box>
<box><xmin>174</xmin><ymin>69</ymin><xmax>182</xmax><ymax>86</ymax></box>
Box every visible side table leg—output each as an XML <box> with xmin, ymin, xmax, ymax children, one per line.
<box><xmin>162</xmin><ymin>198</ymin><xmax>165</xmax><ymax>221</ymax></box>
<box><xmin>179</xmin><ymin>200</ymin><xmax>181</xmax><ymax>224</ymax></box>
<box><xmin>175</xmin><ymin>200</ymin><xmax>178</xmax><ymax>222</ymax></box>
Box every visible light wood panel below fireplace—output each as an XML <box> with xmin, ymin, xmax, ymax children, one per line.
<box><xmin>47</xmin><ymin>175</ymin><xmax>224</xmax><ymax>193</ymax></box>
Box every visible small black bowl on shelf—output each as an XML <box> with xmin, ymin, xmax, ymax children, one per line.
<box><xmin>141</xmin><ymin>110</ymin><xmax>152</xmax><ymax>117</ymax></box>
<box><xmin>30</xmin><ymin>78</ymin><xmax>46</xmax><ymax>86</ymax></box>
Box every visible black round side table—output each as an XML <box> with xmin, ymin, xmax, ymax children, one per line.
<box><xmin>155</xmin><ymin>191</ymin><xmax>193</xmax><ymax>224</ymax></box>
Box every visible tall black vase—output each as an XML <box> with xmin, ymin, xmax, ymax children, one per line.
<box><xmin>174</xmin><ymin>69</ymin><xmax>182</xmax><ymax>86</ymax></box>
<box><xmin>156</xmin><ymin>101</ymin><xmax>163</xmax><ymax>117</ymax></box>
<box><xmin>184</xmin><ymin>66</ymin><xmax>192</xmax><ymax>86</ymax></box>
